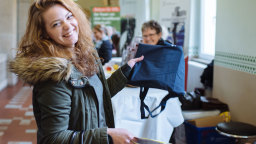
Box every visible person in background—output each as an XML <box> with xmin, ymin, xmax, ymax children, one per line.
<box><xmin>93</xmin><ymin>24</ymin><xmax>113</xmax><ymax>65</ymax></box>
<box><xmin>141</xmin><ymin>20</ymin><xmax>165</xmax><ymax>45</ymax></box>
<box><xmin>111</xmin><ymin>33</ymin><xmax>120</xmax><ymax>57</ymax></box>
<box><xmin>9</xmin><ymin>0</ymin><xmax>143</xmax><ymax>143</ymax></box>
<box><xmin>141</xmin><ymin>20</ymin><xmax>184</xmax><ymax>144</ymax></box>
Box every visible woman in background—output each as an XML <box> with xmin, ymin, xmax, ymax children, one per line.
<box><xmin>9</xmin><ymin>0</ymin><xmax>143</xmax><ymax>143</ymax></box>
<box><xmin>93</xmin><ymin>24</ymin><xmax>113</xmax><ymax>65</ymax></box>
<box><xmin>141</xmin><ymin>20</ymin><xmax>164</xmax><ymax>45</ymax></box>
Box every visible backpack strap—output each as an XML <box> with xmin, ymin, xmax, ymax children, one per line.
<box><xmin>139</xmin><ymin>87</ymin><xmax>149</xmax><ymax>119</ymax></box>
<box><xmin>139</xmin><ymin>87</ymin><xmax>182</xmax><ymax>119</ymax></box>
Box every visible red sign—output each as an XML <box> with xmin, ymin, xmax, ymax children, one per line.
<box><xmin>92</xmin><ymin>7</ymin><xmax>120</xmax><ymax>12</ymax></box>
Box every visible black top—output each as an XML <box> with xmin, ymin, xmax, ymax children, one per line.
<box><xmin>97</xmin><ymin>40</ymin><xmax>113</xmax><ymax>65</ymax></box>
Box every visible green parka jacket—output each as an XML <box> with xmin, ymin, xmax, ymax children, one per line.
<box><xmin>9</xmin><ymin>56</ymin><xmax>129</xmax><ymax>144</ymax></box>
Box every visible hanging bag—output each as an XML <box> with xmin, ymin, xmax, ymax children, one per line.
<box><xmin>128</xmin><ymin>42</ymin><xmax>185</xmax><ymax>119</ymax></box>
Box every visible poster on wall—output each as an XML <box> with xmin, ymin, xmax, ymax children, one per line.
<box><xmin>91</xmin><ymin>7</ymin><xmax>121</xmax><ymax>35</ymax></box>
<box><xmin>159</xmin><ymin>0</ymin><xmax>190</xmax><ymax>54</ymax></box>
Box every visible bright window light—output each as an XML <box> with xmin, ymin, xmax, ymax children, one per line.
<box><xmin>200</xmin><ymin>0</ymin><xmax>216</xmax><ymax>59</ymax></box>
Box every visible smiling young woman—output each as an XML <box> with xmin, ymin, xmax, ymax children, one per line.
<box><xmin>42</xmin><ymin>4</ymin><xmax>79</xmax><ymax>48</ymax></box>
<box><xmin>9</xmin><ymin>0</ymin><xmax>144</xmax><ymax>143</ymax></box>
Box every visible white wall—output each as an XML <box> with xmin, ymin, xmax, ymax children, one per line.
<box><xmin>17</xmin><ymin>0</ymin><xmax>30</xmax><ymax>43</ymax></box>
<box><xmin>0</xmin><ymin>0</ymin><xmax>18</xmax><ymax>86</ymax></box>
<box><xmin>0</xmin><ymin>0</ymin><xmax>30</xmax><ymax>88</ymax></box>
<box><xmin>0</xmin><ymin>0</ymin><xmax>17</xmax><ymax>54</ymax></box>
<box><xmin>213</xmin><ymin>0</ymin><xmax>256</xmax><ymax>125</ymax></box>
<box><xmin>0</xmin><ymin>54</ymin><xmax>8</xmax><ymax>91</ymax></box>
<box><xmin>215</xmin><ymin>0</ymin><xmax>256</xmax><ymax>55</ymax></box>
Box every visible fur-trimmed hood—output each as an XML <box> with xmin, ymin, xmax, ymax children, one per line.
<box><xmin>9</xmin><ymin>57</ymin><xmax>72</xmax><ymax>85</ymax></box>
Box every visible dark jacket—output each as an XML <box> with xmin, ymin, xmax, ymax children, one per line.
<box><xmin>9</xmin><ymin>55</ymin><xmax>129</xmax><ymax>144</ymax></box>
<box><xmin>97</xmin><ymin>40</ymin><xmax>113</xmax><ymax>65</ymax></box>
<box><xmin>157</xmin><ymin>38</ymin><xmax>172</xmax><ymax>46</ymax></box>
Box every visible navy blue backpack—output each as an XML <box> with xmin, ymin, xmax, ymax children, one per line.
<box><xmin>128</xmin><ymin>41</ymin><xmax>185</xmax><ymax>119</ymax></box>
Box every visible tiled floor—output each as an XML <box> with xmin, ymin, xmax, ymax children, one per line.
<box><xmin>0</xmin><ymin>81</ymin><xmax>37</xmax><ymax>144</ymax></box>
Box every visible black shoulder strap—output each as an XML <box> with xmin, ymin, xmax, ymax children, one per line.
<box><xmin>139</xmin><ymin>87</ymin><xmax>174</xmax><ymax>119</ymax></box>
<box><xmin>139</xmin><ymin>87</ymin><xmax>149</xmax><ymax>119</ymax></box>
<box><xmin>139</xmin><ymin>87</ymin><xmax>184</xmax><ymax>119</ymax></box>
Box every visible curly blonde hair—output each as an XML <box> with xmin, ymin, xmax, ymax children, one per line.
<box><xmin>18</xmin><ymin>0</ymin><xmax>98</xmax><ymax>76</ymax></box>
